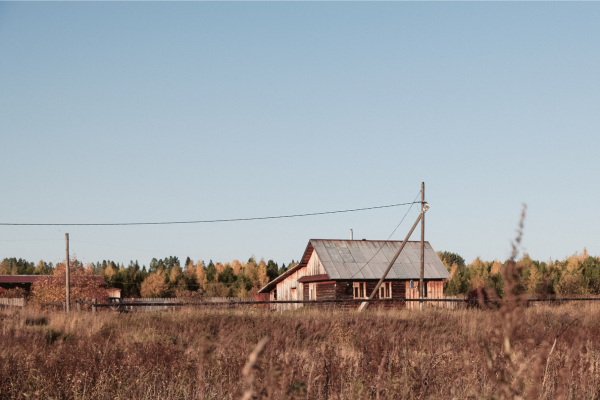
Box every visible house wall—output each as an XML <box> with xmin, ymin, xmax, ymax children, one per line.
<box><xmin>405</xmin><ymin>280</ymin><xmax>445</xmax><ymax>309</ymax></box>
<box><xmin>302</xmin><ymin>281</ymin><xmax>337</xmax><ymax>302</ymax></box>
<box><xmin>330</xmin><ymin>280</ymin><xmax>408</xmax><ymax>309</ymax></box>
<box><xmin>273</xmin><ymin>250</ymin><xmax>326</xmax><ymax>311</ymax></box>
<box><xmin>271</xmin><ymin>250</ymin><xmax>448</xmax><ymax>311</ymax></box>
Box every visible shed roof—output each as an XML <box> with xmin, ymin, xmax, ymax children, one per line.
<box><xmin>259</xmin><ymin>239</ymin><xmax>451</xmax><ymax>293</ymax></box>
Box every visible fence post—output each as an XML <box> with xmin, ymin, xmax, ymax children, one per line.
<box><xmin>92</xmin><ymin>298</ymin><xmax>97</xmax><ymax>313</ymax></box>
<box><xmin>76</xmin><ymin>300</ymin><xmax>81</xmax><ymax>312</ymax></box>
<box><xmin>62</xmin><ymin>302</ymin><xmax>66</xmax><ymax>312</ymax></box>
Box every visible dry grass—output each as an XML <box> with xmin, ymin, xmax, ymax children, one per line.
<box><xmin>1</xmin><ymin>303</ymin><xmax>600</xmax><ymax>400</ymax></box>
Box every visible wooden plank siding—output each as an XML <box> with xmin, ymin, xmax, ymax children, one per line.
<box><xmin>268</xmin><ymin>245</ymin><xmax>449</xmax><ymax>311</ymax></box>
<box><xmin>405</xmin><ymin>280</ymin><xmax>445</xmax><ymax>309</ymax></box>
<box><xmin>331</xmin><ymin>280</ymin><xmax>408</xmax><ymax>309</ymax></box>
<box><xmin>273</xmin><ymin>250</ymin><xmax>327</xmax><ymax>312</ymax></box>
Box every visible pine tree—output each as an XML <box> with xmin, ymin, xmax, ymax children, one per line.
<box><xmin>206</xmin><ymin>260</ymin><xmax>217</xmax><ymax>282</ymax></box>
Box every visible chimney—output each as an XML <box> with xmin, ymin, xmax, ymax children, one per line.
<box><xmin>350</xmin><ymin>229</ymin><xmax>353</xmax><ymax>240</ymax></box>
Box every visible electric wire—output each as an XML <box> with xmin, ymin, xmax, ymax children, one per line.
<box><xmin>349</xmin><ymin>191</ymin><xmax>422</xmax><ymax>279</ymax></box>
<box><xmin>0</xmin><ymin>201</ymin><xmax>419</xmax><ymax>226</ymax></box>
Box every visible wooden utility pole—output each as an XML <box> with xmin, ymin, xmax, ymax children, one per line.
<box><xmin>65</xmin><ymin>233</ymin><xmax>70</xmax><ymax>313</ymax></box>
<box><xmin>419</xmin><ymin>182</ymin><xmax>425</xmax><ymax>310</ymax></box>
<box><xmin>358</xmin><ymin>212</ymin><xmax>423</xmax><ymax>312</ymax></box>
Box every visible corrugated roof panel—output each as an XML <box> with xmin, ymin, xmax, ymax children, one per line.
<box><xmin>355</xmin><ymin>242</ymin><xmax>385</xmax><ymax>276</ymax></box>
<box><xmin>374</xmin><ymin>246</ymin><xmax>390</xmax><ymax>265</ymax></box>
<box><xmin>383</xmin><ymin>265</ymin><xmax>399</xmax><ymax>279</ymax></box>
<box><xmin>347</xmin><ymin>243</ymin><xmax>367</xmax><ymax>263</ymax></box>
<box><xmin>392</xmin><ymin>265</ymin><xmax>409</xmax><ymax>279</ymax></box>
<box><xmin>344</xmin><ymin>262</ymin><xmax>364</xmax><ymax>279</ymax></box>
<box><xmin>339</xmin><ymin>248</ymin><xmax>356</xmax><ymax>264</ymax></box>
<box><xmin>380</xmin><ymin>243</ymin><xmax>400</xmax><ymax>266</ymax></box>
<box><xmin>425</xmin><ymin>248</ymin><xmax>445</xmax><ymax>279</ymax></box>
<box><xmin>425</xmin><ymin>262</ymin><xmax>441</xmax><ymax>279</ymax></box>
<box><xmin>326</xmin><ymin>247</ymin><xmax>344</xmax><ymax>263</ymax></box>
<box><xmin>298</xmin><ymin>240</ymin><xmax>450</xmax><ymax>282</ymax></box>
<box><xmin>356</xmin><ymin>263</ymin><xmax>377</xmax><ymax>279</ymax></box>
<box><xmin>325</xmin><ymin>262</ymin><xmax>342</xmax><ymax>279</ymax></box>
<box><xmin>314</xmin><ymin>245</ymin><xmax>332</xmax><ymax>263</ymax></box>
<box><xmin>405</xmin><ymin>243</ymin><xmax>422</xmax><ymax>264</ymax></box>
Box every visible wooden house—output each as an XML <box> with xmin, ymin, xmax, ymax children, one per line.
<box><xmin>258</xmin><ymin>239</ymin><xmax>452</xmax><ymax>311</ymax></box>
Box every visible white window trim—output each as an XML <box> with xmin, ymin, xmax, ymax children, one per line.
<box><xmin>353</xmin><ymin>282</ymin><xmax>366</xmax><ymax>299</ymax></box>
<box><xmin>379</xmin><ymin>281</ymin><xmax>392</xmax><ymax>299</ymax></box>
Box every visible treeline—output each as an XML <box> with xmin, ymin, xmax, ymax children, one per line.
<box><xmin>0</xmin><ymin>256</ymin><xmax>297</xmax><ymax>298</ymax></box>
<box><xmin>438</xmin><ymin>249</ymin><xmax>600</xmax><ymax>297</ymax></box>
<box><xmin>5</xmin><ymin>248</ymin><xmax>600</xmax><ymax>299</ymax></box>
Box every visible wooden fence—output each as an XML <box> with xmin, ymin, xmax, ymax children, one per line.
<box><xmin>123</xmin><ymin>297</ymin><xmax>255</xmax><ymax>303</ymax></box>
<box><xmin>0</xmin><ymin>298</ymin><xmax>26</xmax><ymax>307</ymax></box>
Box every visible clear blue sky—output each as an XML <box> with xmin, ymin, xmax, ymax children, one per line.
<box><xmin>1</xmin><ymin>3</ymin><xmax>599</xmax><ymax>268</ymax></box>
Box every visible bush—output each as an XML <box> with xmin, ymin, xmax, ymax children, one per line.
<box><xmin>30</xmin><ymin>276</ymin><xmax>108</xmax><ymax>306</ymax></box>
<box><xmin>0</xmin><ymin>287</ymin><xmax>28</xmax><ymax>299</ymax></box>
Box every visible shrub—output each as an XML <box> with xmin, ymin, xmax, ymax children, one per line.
<box><xmin>30</xmin><ymin>276</ymin><xmax>108</xmax><ymax>306</ymax></box>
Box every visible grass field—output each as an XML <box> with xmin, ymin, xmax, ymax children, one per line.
<box><xmin>1</xmin><ymin>302</ymin><xmax>600</xmax><ymax>400</ymax></box>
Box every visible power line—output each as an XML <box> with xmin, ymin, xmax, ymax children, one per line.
<box><xmin>0</xmin><ymin>201</ymin><xmax>419</xmax><ymax>226</ymax></box>
<box><xmin>349</xmin><ymin>191</ymin><xmax>421</xmax><ymax>279</ymax></box>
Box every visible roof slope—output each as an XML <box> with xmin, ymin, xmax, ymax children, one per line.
<box><xmin>311</xmin><ymin>239</ymin><xmax>451</xmax><ymax>280</ymax></box>
<box><xmin>258</xmin><ymin>239</ymin><xmax>450</xmax><ymax>293</ymax></box>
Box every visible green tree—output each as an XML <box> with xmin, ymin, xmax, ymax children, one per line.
<box><xmin>218</xmin><ymin>265</ymin><xmax>236</xmax><ymax>284</ymax></box>
<box><xmin>206</xmin><ymin>260</ymin><xmax>217</xmax><ymax>282</ymax></box>
<box><xmin>437</xmin><ymin>252</ymin><xmax>466</xmax><ymax>271</ymax></box>
<box><xmin>266</xmin><ymin>260</ymin><xmax>279</xmax><ymax>281</ymax></box>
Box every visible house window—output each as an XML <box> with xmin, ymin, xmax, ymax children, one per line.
<box><xmin>353</xmin><ymin>282</ymin><xmax>366</xmax><ymax>299</ymax></box>
<box><xmin>379</xmin><ymin>282</ymin><xmax>392</xmax><ymax>299</ymax></box>
<box><xmin>410</xmin><ymin>280</ymin><xmax>415</xmax><ymax>289</ymax></box>
<box><xmin>424</xmin><ymin>281</ymin><xmax>428</xmax><ymax>297</ymax></box>
<box><xmin>309</xmin><ymin>283</ymin><xmax>317</xmax><ymax>300</ymax></box>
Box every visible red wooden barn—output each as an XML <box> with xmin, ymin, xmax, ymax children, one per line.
<box><xmin>258</xmin><ymin>239</ymin><xmax>451</xmax><ymax>311</ymax></box>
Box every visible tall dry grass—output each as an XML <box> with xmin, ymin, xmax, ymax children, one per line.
<box><xmin>1</xmin><ymin>302</ymin><xmax>600</xmax><ymax>399</ymax></box>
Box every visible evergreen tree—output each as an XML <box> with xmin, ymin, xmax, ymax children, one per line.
<box><xmin>206</xmin><ymin>260</ymin><xmax>217</xmax><ymax>282</ymax></box>
<box><xmin>218</xmin><ymin>265</ymin><xmax>236</xmax><ymax>284</ymax></box>
<box><xmin>266</xmin><ymin>260</ymin><xmax>279</xmax><ymax>281</ymax></box>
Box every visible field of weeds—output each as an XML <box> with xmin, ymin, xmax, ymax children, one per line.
<box><xmin>1</xmin><ymin>303</ymin><xmax>600</xmax><ymax>400</ymax></box>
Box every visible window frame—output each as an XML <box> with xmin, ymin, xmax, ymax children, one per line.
<box><xmin>379</xmin><ymin>281</ymin><xmax>392</xmax><ymax>299</ymax></box>
<box><xmin>353</xmin><ymin>282</ymin><xmax>366</xmax><ymax>299</ymax></box>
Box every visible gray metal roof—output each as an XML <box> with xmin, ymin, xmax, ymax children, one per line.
<box><xmin>310</xmin><ymin>239</ymin><xmax>451</xmax><ymax>280</ymax></box>
<box><xmin>258</xmin><ymin>239</ymin><xmax>451</xmax><ymax>293</ymax></box>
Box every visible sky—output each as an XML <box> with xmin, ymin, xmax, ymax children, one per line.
<box><xmin>1</xmin><ymin>3</ymin><xmax>599</xmax><ymax>269</ymax></box>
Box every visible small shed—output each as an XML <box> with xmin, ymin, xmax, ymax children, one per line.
<box><xmin>258</xmin><ymin>239</ymin><xmax>451</xmax><ymax>311</ymax></box>
<box><xmin>106</xmin><ymin>288</ymin><xmax>122</xmax><ymax>298</ymax></box>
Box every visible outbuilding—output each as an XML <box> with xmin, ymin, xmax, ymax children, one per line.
<box><xmin>258</xmin><ymin>239</ymin><xmax>452</xmax><ymax>311</ymax></box>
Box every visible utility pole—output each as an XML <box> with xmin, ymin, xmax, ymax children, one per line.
<box><xmin>65</xmin><ymin>233</ymin><xmax>70</xmax><ymax>313</ymax></box>
<box><xmin>419</xmin><ymin>182</ymin><xmax>425</xmax><ymax>311</ymax></box>
<box><xmin>358</xmin><ymin>212</ymin><xmax>423</xmax><ymax>312</ymax></box>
